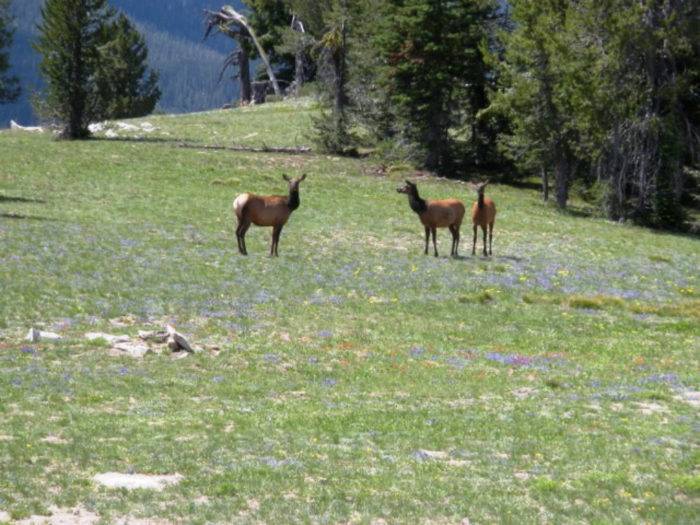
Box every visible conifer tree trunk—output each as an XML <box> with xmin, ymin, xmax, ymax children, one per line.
<box><xmin>554</xmin><ymin>149</ymin><xmax>570</xmax><ymax>209</ymax></box>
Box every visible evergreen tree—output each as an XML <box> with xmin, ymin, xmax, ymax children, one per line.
<box><xmin>244</xmin><ymin>0</ymin><xmax>295</xmax><ymax>81</ymax></box>
<box><xmin>489</xmin><ymin>0</ymin><xmax>699</xmax><ymax>223</ymax></box>
<box><xmin>0</xmin><ymin>0</ymin><xmax>19</xmax><ymax>103</ymax></box>
<box><xmin>94</xmin><ymin>13</ymin><xmax>160</xmax><ymax>120</ymax></box>
<box><xmin>34</xmin><ymin>0</ymin><xmax>112</xmax><ymax>138</ymax></box>
<box><xmin>35</xmin><ymin>0</ymin><xmax>160</xmax><ymax>138</ymax></box>
<box><xmin>486</xmin><ymin>0</ymin><xmax>584</xmax><ymax>207</ymax></box>
<box><xmin>374</xmin><ymin>0</ymin><xmax>498</xmax><ymax>173</ymax></box>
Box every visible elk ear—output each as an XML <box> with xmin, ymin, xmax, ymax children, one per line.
<box><xmin>405</xmin><ymin>179</ymin><xmax>413</xmax><ymax>186</ymax></box>
<box><xmin>300</xmin><ymin>173</ymin><xmax>307</xmax><ymax>181</ymax></box>
<box><xmin>282</xmin><ymin>174</ymin><xmax>290</xmax><ymax>182</ymax></box>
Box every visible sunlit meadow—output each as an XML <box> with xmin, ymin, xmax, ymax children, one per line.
<box><xmin>0</xmin><ymin>100</ymin><xmax>698</xmax><ymax>523</ymax></box>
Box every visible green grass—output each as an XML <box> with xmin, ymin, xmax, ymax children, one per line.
<box><xmin>0</xmin><ymin>99</ymin><xmax>698</xmax><ymax>523</ymax></box>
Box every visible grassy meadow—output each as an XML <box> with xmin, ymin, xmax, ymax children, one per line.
<box><xmin>0</xmin><ymin>100</ymin><xmax>699</xmax><ymax>524</ymax></box>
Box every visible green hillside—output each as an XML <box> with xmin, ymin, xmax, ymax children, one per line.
<box><xmin>0</xmin><ymin>101</ymin><xmax>698</xmax><ymax>523</ymax></box>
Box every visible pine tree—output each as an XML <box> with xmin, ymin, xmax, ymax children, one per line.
<box><xmin>34</xmin><ymin>0</ymin><xmax>112</xmax><ymax>138</ymax></box>
<box><xmin>484</xmin><ymin>0</ymin><xmax>583</xmax><ymax>207</ymax></box>
<box><xmin>94</xmin><ymin>13</ymin><xmax>160</xmax><ymax>120</ymax></box>
<box><xmin>374</xmin><ymin>0</ymin><xmax>498</xmax><ymax>173</ymax></box>
<box><xmin>0</xmin><ymin>0</ymin><xmax>19</xmax><ymax>104</ymax></box>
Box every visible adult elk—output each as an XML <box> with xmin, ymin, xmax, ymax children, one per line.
<box><xmin>397</xmin><ymin>180</ymin><xmax>465</xmax><ymax>257</ymax></box>
<box><xmin>470</xmin><ymin>181</ymin><xmax>496</xmax><ymax>256</ymax></box>
<box><xmin>233</xmin><ymin>174</ymin><xmax>306</xmax><ymax>256</ymax></box>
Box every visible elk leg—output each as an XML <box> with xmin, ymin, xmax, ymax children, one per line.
<box><xmin>488</xmin><ymin>223</ymin><xmax>494</xmax><ymax>256</ymax></box>
<box><xmin>452</xmin><ymin>225</ymin><xmax>460</xmax><ymax>257</ymax></box>
<box><xmin>482</xmin><ymin>226</ymin><xmax>488</xmax><ymax>256</ymax></box>
<box><xmin>431</xmin><ymin>227</ymin><xmax>438</xmax><ymax>257</ymax></box>
<box><xmin>239</xmin><ymin>221</ymin><xmax>251</xmax><ymax>255</ymax></box>
<box><xmin>424</xmin><ymin>226</ymin><xmax>430</xmax><ymax>255</ymax></box>
<box><xmin>472</xmin><ymin>224</ymin><xmax>477</xmax><ymax>255</ymax></box>
<box><xmin>235</xmin><ymin>222</ymin><xmax>243</xmax><ymax>253</ymax></box>
<box><xmin>271</xmin><ymin>225</ymin><xmax>283</xmax><ymax>257</ymax></box>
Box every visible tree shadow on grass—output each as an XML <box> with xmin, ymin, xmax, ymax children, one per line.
<box><xmin>506</xmin><ymin>179</ymin><xmax>543</xmax><ymax>192</ymax></box>
<box><xmin>1</xmin><ymin>212</ymin><xmax>54</xmax><ymax>221</ymax></box>
<box><xmin>452</xmin><ymin>254</ymin><xmax>524</xmax><ymax>263</ymax></box>
<box><xmin>90</xmin><ymin>136</ymin><xmax>313</xmax><ymax>155</ymax></box>
<box><xmin>0</xmin><ymin>194</ymin><xmax>46</xmax><ymax>204</ymax></box>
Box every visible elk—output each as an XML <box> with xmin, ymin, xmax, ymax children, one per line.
<box><xmin>397</xmin><ymin>180</ymin><xmax>465</xmax><ymax>257</ymax></box>
<box><xmin>470</xmin><ymin>181</ymin><xmax>496</xmax><ymax>256</ymax></box>
<box><xmin>233</xmin><ymin>174</ymin><xmax>306</xmax><ymax>256</ymax></box>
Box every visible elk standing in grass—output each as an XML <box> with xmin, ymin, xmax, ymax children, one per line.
<box><xmin>397</xmin><ymin>180</ymin><xmax>465</xmax><ymax>257</ymax></box>
<box><xmin>233</xmin><ymin>174</ymin><xmax>306</xmax><ymax>256</ymax></box>
<box><xmin>470</xmin><ymin>181</ymin><xmax>496</xmax><ymax>256</ymax></box>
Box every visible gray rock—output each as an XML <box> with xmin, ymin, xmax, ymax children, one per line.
<box><xmin>26</xmin><ymin>328</ymin><xmax>62</xmax><ymax>342</ymax></box>
<box><xmin>112</xmin><ymin>341</ymin><xmax>150</xmax><ymax>358</ymax></box>
<box><xmin>85</xmin><ymin>332</ymin><xmax>130</xmax><ymax>344</ymax></box>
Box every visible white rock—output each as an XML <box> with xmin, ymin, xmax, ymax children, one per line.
<box><xmin>115</xmin><ymin>122</ymin><xmax>139</xmax><ymax>131</ymax></box>
<box><xmin>26</xmin><ymin>328</ymin><xmax>62</xmax><ymax>342</ymax></box>
<box><xmin>85</xmin><ymin>332</ymin><xmax>130</xmax><ymax>344</ymax></box>
<box><xmin>104</xmin><ymin>129</ymin><xmax>118</xmax><ymax>138</ymax></box>
<box><xmin>112</xmin><ymin>341</ymin><xmax>150</xmax><ymax>358</ymax></box>
<box><xmin>414</xmin><ymin>449</ymin><xmax>449</xmax><ymax>460</ymax></box>
<box><xmin>10</xmin><ymin>120</ymin><xmax>43</xmax><ymax>133</ymax></box>
<box><xmin>138</xmin><ymin>330</ymin><xmax>168</xmax><ymax>343</ymax></box>
<box><xmin>88</xmin><ymin>122</ymin><xmax>105</xmax><ymax>133</ymax></box>
<box><xmin>93</xmin><ymin>472</ymin><xmax>183</xmax><ymax>490</ymax></box>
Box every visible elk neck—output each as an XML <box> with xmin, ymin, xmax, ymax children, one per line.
<box><xmin>478</xmin><ymin>193</ymin><xmax>485</xmax><ymax>209</ymax></box>
<box><xmin>408</xmin><ymin>189</ymin><xmax>427</xmax><ymax>214</ymax></box>
<box><xmin>287</xmin><ymin>189</ymin><xmax>300</xmax><ymax>211</ymax></box>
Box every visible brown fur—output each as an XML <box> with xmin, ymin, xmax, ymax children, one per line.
<box><xmin>397</xmin><ymin>180</ymin><xmax>465</xmax><ymax>257</ymax></box>
<box><xmin>233</xmin><ymin>174</ymin><xmax>306</xmax><ymax>256</ymax></box>
<box><xmin>470</xmin><ymin>182</ymin><xmax>496</xmax><ymax>256</ymax></box>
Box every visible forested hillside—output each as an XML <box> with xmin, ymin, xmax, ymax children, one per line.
<box><xmin>1</xmin><ymin>0</ymin><xmax>247</xmax><ymax>126</ymax></box>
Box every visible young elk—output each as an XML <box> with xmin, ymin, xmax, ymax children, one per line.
<box><xmin>470</xmin><ymin>181</ymin><xmax>496</xmax><ymax>256</ymax></box>
<box><xmin>233</xmin><ymin>174</ymin><xmax>306</xmax><ymax>256</ymax></box>
<box><xmin>397</xmin><ymin>180</ymin><xmax>465</xmax><ymax>257</ymax></box>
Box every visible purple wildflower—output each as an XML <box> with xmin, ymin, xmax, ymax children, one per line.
<box><xmin>410</xmin><ymin>346</ymin><xmax>426</xmax><ymax>358</ymax></box>
<box><xmin>317</xmin><ymin>330</ymin><xmax>333</xmax><ymax>338</ymax></box>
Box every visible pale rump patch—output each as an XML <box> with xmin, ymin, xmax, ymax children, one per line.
<box><xmin>233</xmin><ymin>193</ymin><xmax>251</xmax><ymax>218</ymax></box>
<box><xmin>93</xmin><ymin>472</ymin><xmax>183</xmax><ymax>490</ymax></box>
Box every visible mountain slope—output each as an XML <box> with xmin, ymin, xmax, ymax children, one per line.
<box><xmin>1</xmin><ymin>0</ymin><xmax>247</xmax><ymax>126</ymax></box>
